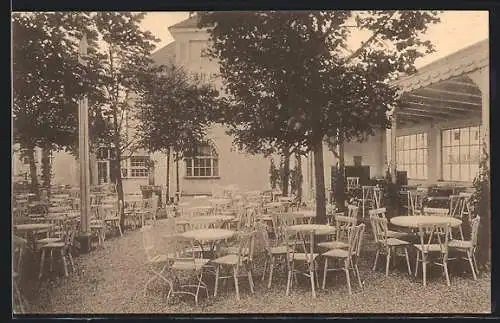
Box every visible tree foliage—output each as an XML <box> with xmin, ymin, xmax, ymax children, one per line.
<box><xmin>199</xmin><ymin>10</ymin><xmax>440</xmax><ymax>223</ymax></box>
<box><xmin>135</xmin><ymin>65</ymin><xmax>224</xmax><ymax>158</ymax></box>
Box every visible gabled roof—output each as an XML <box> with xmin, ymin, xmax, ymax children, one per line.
<box><xmin>151</xmin><ymin>41</ymin><xmax>176</xmax><ymax>66</ymax></box>
<box><xmin>169</xmin><ymin>15</ymin><xmax>200</xmax><ymax>30</ymax></box>
<box><xmin>392</xmin><ymin>39</ymin><xmax>489</xmax><ymax>93</ymax></box>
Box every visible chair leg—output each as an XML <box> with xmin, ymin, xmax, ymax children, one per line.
<box><xmin>372</xmin><ymin>249</ymin><xmax>379</xmax><ymax>271</ymax></box>
<box><xmin>214</xmin><ymin>265</ymin><xmax>220</xmax><ymax>297</ymax></box>
<box><xmin>344</xmin><ymin>263</ymin><xmax>352</xmax><ymax>295</ymax></box>
<box><xmin>60</xmin><ymin>248</ymin><xmax>69</xmax><ymax>276</ymax></box>
<box><xmin>117</xmin><ymin>221</ymin><xmax>123</xmax><ymax>236</ymax></box>
<box><xmin>472</xmin><ymin>252</ymin><xmax>480</xmax><ymax>275</ymax></box>
<box><xmin>247</xmin><ymin>270</ymin><xmax>254</xmax><ymax>294</ymax></box>
<box><xmin>443</xmin><ymin>255</ymin><xmax>450</xmax><ymax>286</ymax></box>
<box><xmin>467</xmin><ymin>250</ymin><xmax>477</xmax><ymax>280</ymax></box>
<box><xmin>404</xmin><ymin>248</ymin><xmax>412</xmax><ymax>275</ymax></box>
<box><xmin>322</xmin><ymin>258</ymin><xmax>328</xmax><ymax>289</ymax></box>
<box><xmin>49</xmin><ymin>249</ymin><xmax>54</xmax><ymax>272</ymax></box>
<box><xmin>267</xmin><ymin>257</ymin><xmax>274</xmax><ymax>289</ymax></box>
<box><xmin>261</xmin><ymin>257</ymin><xmax>268</xmax><ymax>282</ymax></box>
<box><xmin>39</xmin><ymin>249</ymin><xmax>46</xmax><ymax>279</ymax></box>
<box><xmin>422</xmin><ymin>255</ymin><xmax>427</xmax><ymax>287</ymax></box>
<box><xmin>68</xmin><ymin>251</ymin><xmax>75</xmax><ymax>272</ymax></box>
<box><xmin>309</xmin><ymin>269</ymin><xmax>316</xmax><ymax>299</ymax></box>
<box><xmin>233</xmin><ymin>267</ymin><xmax>240</xmax><ymax>301</ymax></box>
<box><xmin>355</xmin><ymin>263</ymin><xmax>362</xmax><ymax>288</ymax></box>
<box><xmin>385</xmin><ymin>248</ymin><xmax>391</xmax><ymax>277</ymax></box>
<box><xmin>286</xmin><ymin>267</ymin><xmax>292</xmax><ymax>296</ymax></box>
<box><xmin>414</xmin><ymin>251</ymin><xmax>420</xmax><ymax>277</ymax></box>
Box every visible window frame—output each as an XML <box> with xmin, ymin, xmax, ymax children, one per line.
<box><xmin>129</xmin><ymin>156</ymin><xmax>150</xmax><ymax>178</ymax></box>
<box><xmin>441</xmin><ymin>125</ymin><xmax>481</xmax><ymax>182</ymax></box>
<box><xmin>184</xmin><ymin>143</ymin><xmax>219</xmax><ymax>179</ymax></box>
<box><xmin>396</xmin><ymin>132</ymin><xmax>428</xmax><ymax>180</ymax></box>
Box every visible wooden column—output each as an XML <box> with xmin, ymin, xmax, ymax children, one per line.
<box><xmin>390</xmin><ymin>114</ymin><xmax>398</xmax><ymax>184</ymax></box>
<box><xmin>78</xmin><ymin>34</ymin><xmax>91</xmax><ymax>252</ymax></box>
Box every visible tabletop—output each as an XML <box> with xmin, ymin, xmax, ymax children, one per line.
<box><xmin>390</xmin><ymin>216</ymin><xmax>462</xmax><ymax>228</ymax></box>
<box><xmin>287</xmin><ymin>224</ymin><xmax>336</xmax><ymax>235</ymax></box>
<box><xmin>180</xmin><ymin>228</ymin><xmax>235</xmax><ymax>241</ymax></box>
<box><xmin>287</xmin><ymin>210</ymin><xmax>316</xmax><ymax>218</ymax></box>
<box><xmin>175</xmin><ymin>215</ymin><xmax>235</xmax><ymax>225</ymax></box>
<box><xmin>14</xmin><ymin>223</ymin><xmax>53</xmax><ymax>232</ymax></box>
<box><xmin>208</xmin><ymin>198</ymin><xmax>232</xmax><ymax>205</ymax></box>
<box><xmin>265</xmin><ymin>202</ymin><xmax>286</xmax><ymax>208</ymax></box>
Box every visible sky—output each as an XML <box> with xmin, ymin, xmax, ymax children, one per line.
<box><xmin>140</xmin><ymin>10</ymin><xmax>489</xmax><ymax>68</ymax></box>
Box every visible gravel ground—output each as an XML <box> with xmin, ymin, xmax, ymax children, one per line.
<box><xmin>19</xmin><ymin>226</ymin><xmax>491</xmax><ymax>314</ymax></box>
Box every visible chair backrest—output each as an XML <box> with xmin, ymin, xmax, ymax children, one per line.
<box><xmin>369</xmin><ymin>215</ymin><xmax>389</xmax><ymax>244</ymax></box>
<box><xmin>368</xmin><ymin>207</ymin><xmax>387</xmax><ymax>219</ymax></box>
<box><xmin>234</xmin><ymin>231</ymin><xmax>255</xmax><ymax>272</ymax></box>
<box><xmin>470</xmin><ymin>216</ymin><xmax>481</xmax><ymax>248</ymax></box>
<box><xmin>373</xmin><ymin>187</ymin><xmax>383</xmax><ymax>208</ymax></box>
<box><xmin>347</xmin><ymin>223</ymin><xmax>365</xmax><ymax>258</ymax></box>
<box><xmin>347</xmin><ymin>205</ymin><xmax>359</xmax><ymax>218</ymax></box>
<box><xmin>335</xmin><ymin>215</ymin><xmax>357</xmax><ymax>242</ymax></box>
<box><xmin>449</xmin><ymin>195</ymin><xmax>462</xmax><ymax>217</ymax></box>
<box><xmin>423</xmin><ymin>207</ymin><xmax>449</xmax><ymax>216</ymax></box>
<box><xmin>347</xmin><ymin>177</ymin><xmax>359</xmax><ymax>189</ymax></box>
<box><xmin>187</xmin><ymin>218</ymin><xmax>214</xmax><ymax>230</ymax></box>
<box><xmin>416</xmin><ymin>223</ymin><xmax>450</xmax><ymax>253</ymax></box>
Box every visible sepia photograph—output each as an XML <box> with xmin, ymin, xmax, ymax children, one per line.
<box><xmin>11</xmin><ymin>10</ymin><xmax>491</xmax><ymax>315</ymax></box>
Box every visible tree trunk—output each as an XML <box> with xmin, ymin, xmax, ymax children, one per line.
<box><xmin>296</xmin><ymin>153</ymin><xmax>303</xmax><ymax>204</ymax></box>
<box><xmin>313</xmin><ymin>138</ymin><xmax>327</xmax><ymax>224</ymax></box>
<box><xmin>41</xmin><ymin>144</ymin><xmax>52</xmax><ymax>191</ymax></box>
<box><xmin>112</xmin><ymin>148</ymin><xmax>125</xmax><ymax>231</ymax></box>
<box><xmin>166</xmin><ymin>147</ymin><xmax>171</xmax><ymax>204</ymax></box>
<box><xmin>281</xmin><ymin>152</ymin><xmax>291</xmax><ymax>197</ymax></box>
<box><xmin>335</xmin><ymin>141</ymin><xmax>346</xmax><ymax>212</ymax></box>
<box><xmin>26</xmin><ymin>146</ymin><xmax>39</xmax><ymax>198</ymax></box>
<box><xmin>148</xmin><ymin>166</ymin><xmax>155</xmax><ymax>185</ymax></box>
<box><xmin>175</xmin><ymin>153</ymin><xmax>180</xmax><ymax>202</ymax></box>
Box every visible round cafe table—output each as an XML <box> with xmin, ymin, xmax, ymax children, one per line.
<box><xmin>287</xmin><ymin>224</ymin><xmax>336</xmax><ymax>235</ymax></box>
<box><xmin>180</xmin><ymin>228</ymin><xmax>235</xmax><ymax>258</ymax></box>
<box><xmin>390</xmin><ymin>215</ymin><xmax>462</xmax><ymax>228</ymax></box>
<box><xmin>175</xmin><ymin>215</ymin><xmax>235</xmax><ymax>231</ymax></box>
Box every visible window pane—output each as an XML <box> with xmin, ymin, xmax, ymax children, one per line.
<box><xmin>450</xmin><ymin>146</ymin><xmax>459</xmax><ymax>164</ymax></box>
<box><xmin>442</xmin><ymin>130</ymin><xmax>450</xmax><ymax>147</ymax></box>
<box><xmin>423</xmin><ymin>133</ymin><xmax>428</xmax><ymax>146</ymax></box>
<box><xmin>442</xmin><ymin>147</ymin><xmax>450</xmax><ymax>164</ymax></box>
<box><xmin>451</xmin><ymin>129</ymin><xmax>461</xmax><ymax>146</ymax></box>
<box><xmin>417</xmin><ymin>165</ymin><xmax>424</xmax><ymax>178</ymax></box>
<box><xmin>409</xmin><ymin>135</ymin><xmax>416</xmax><ymax>149</ymax></box>
<box><xmin>470</xmin><ymin>127</ymin><xmax>480</xmax><ymax>145</ymax></box>
<box><xmin>396</xmin><ymin>137</ymin><xmax>403</xmax><ymax>150</ymax></box>
<box><xmin>194</xmin><ymin>168</ymin><xmax>200</xmax><ymax>176</ymax></box>
<box><xmin>186</xmin><ymin>167</ymin><xmax>192</xmax><ymax>177</ymax></box>
<box><xmin>213</xmin><ymin>159</ymin><xmax>219</xmax><ymax>176</ymax></box>
<box><xmin>442</xmin><ymin>164</ymin><xmax>451</xmax><ymax>181</ymax></box>
<box><xmin>404</xmin><ymin>151</ymin><xmax>410</xmax><ymax>165</ymax></box>
<box><xmin>460</xmin><ymin>164</ymin><xmax>469</xmax><ymax>182</ymax></box>
<box><xmin>404</xmin><ymin>136</ymin><xmax>410</xmax><ymax>149</ymax></box>
<box><xmin>451</xmin><ymin>165</ymin><xmax>460</xmax><ymax>181</ymax></box>
<box><xmin>410</xmin><ymin>150</ymin><xmax>417</xmax><ymax>164</ymax></box>
<box><xmin>424</xmin><ymin>165</ymin><xmax>428</xmax><ymax>179</ymax></box>
<box><xmin>470</xmin><ymin>145</ymin><xmax>480</xmax><ymax>163</ymax></box>
<box><xmin>409</xmin><ymin>165</ymin><xmax>416</xmax><ymax>179</ymax></box>
<box><xmin>460</xmin><ymin>128</ymin><xmax>470</xmax><ymax>146</ymax></box>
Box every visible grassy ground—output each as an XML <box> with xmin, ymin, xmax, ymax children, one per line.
<box><xmin>18</xmin><ymin>224</ymin><xmax>491</xmax><ymax>314</ymax></box>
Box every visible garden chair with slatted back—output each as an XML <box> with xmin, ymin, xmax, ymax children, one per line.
<box><xmin>449</xmin><ymin>195</ymin><xmax>462</xmax><ymax>218</ymax></box>
<box><xmin>258</xmin><ymin>218</ymin><xmax>293</xmax><ymax>288</ymax></box>
<box><xmin>38</xmin><ymin>220</ymin><xmax>76</xmax><ymax>279</ymax></box>
<box><xmin>212</xmin><ymin>230</ymin><xmax>256</xmax><ymax>301</ymax></box>
<box><xmin>449</xmin><ymin>216</ymin><xmax>480</xmax><ymax>280</ymax></box>
<box><xmin>370</xmin><ymin>215</ymin><xmax>412</xmax><ymax>276</ymax></box>
<box><xmin>141</xmin><ymin>224</ymin><xmax>174</xmax><ymax>296</ymax></box>
<box><xmin>165</xmin><ymin>233</ymin><xmax>211</xmax><ymax>305</ymax></box>
<box><xmin>423</xmin><ymin>207</ymin><xmax>457</xmax><ymax>240</ymax></box>
<box><xmin>369</xmin><ymin>208</ymin><xmax>408</xmax><ymax>239</ymax></box>
<box><xmin>90</xmin><ymin>205</ymin><xmax>106</xmax><ymax>247</ymax></box>
<box><xmin>286</xmin><ymin>227</ymin><xmax>319</xmax><ymax>299</ymax></box>
<box><xmin>459</xmin><ymin>193</ymin><xmax>473</xmax><ymax>222</ymax></box>
<box><xmin>13</xmin><ymin>235</ymin><xmax>28</xmax><ymax>313</ymax></box>
<box><xmin>101</xmin><ymin>200</ymin><xmax>123</xmax><ymax>237</ymax></box>
<box><xmin>318</xmin><ymin>214</ymin><xmax>356</xmax><ymax>251</ymax></box>
<box><xmin>322</xmin><ymin>223</ymin><xmax>365</xmax><ymax>294</ymax></box>
<box><xmin>414</xmin><ymin>222</ymin><xmax>451</xmax><ymax>287</ymax></box>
